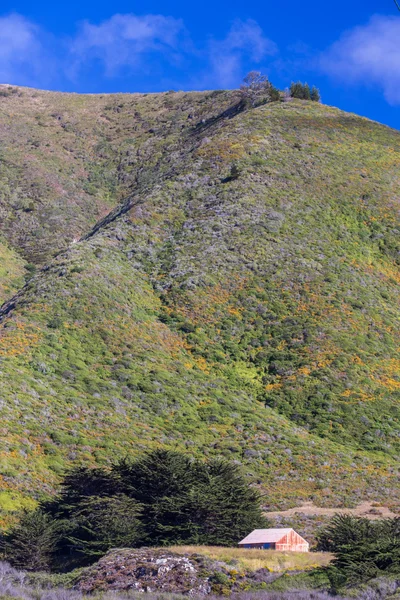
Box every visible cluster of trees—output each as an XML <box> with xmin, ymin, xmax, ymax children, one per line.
<box><xmin>0</xmin><ymin>450</ymin><xmax>266</xmax><ymax>573</ymax></box>
<box><xmin>289</xmin><ymin>81</ymin><xmax>320</xmax><ymax>102</ymax></box>
<box><xmin>239</xmin><ymin>73</ymin><xmax>321</xmax><ymax>105</ymax></box>
<box><xmin>317</xmin><ymin>514</ymin><xmax>400</xmax><ymax>589</ymax></box>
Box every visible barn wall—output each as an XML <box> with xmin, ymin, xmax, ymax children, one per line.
<box><xmin>241</xmin><ymin>543</ymin><xmax>276</xmax><ymax>549</ymax></box>
<box><xmin>239</xmin><ymin>530</ymin><xmax>309</xmax><ymax>552</ymax></box>
<box><xmin>276</xmin><ymin>530</ymin><xmax>309</xmax><ymax>552</ymax></box>
<box><xmin>275</xmin><ymin>543</ymin><xmax>309</xmax><ymax>552</ymax></box>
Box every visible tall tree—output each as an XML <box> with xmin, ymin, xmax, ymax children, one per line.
<box><xmin>310</xmin><ymin>86</ymin><xmax>321</xmax><ymax>102</ymax></box>
<box><xmin>115</xmin><ymin>450</ymin><xmax>267</xmax><ymax>546</ymax></box>
<box><xmin>317</xmin><ymin>514</ymin><xmax>400</xmax><ymax>589</ymax></box>
<box><xmin>0</xmin><ymin>510</ymin><xmax>59</xmax><ymax>571</ymax></box>
<box><xmin>55</xmin><ymin>495</ymin><xmax>143</xmax><ymax>570</ymax></box>
<box><xmin>240</xmin><ymin>71</ymin><xmax>279</xmax><ymax>106</ymax></box>
<box><xmin>194</xmin><ymin>459</ymin><xmax>267</xmax><ymax>545</ymax></box>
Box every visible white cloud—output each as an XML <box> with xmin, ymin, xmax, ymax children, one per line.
<box><xmin>320</xmin><ymin>15</ymin><xmax>400</xmax><ymax>105</ymax></box>
<box><xmin>208</xmin><ymin>19</ymin><xmax>277</xmax><ymax>87</ymax></box>
<box><xmin>0</xmin><ymin>13</ymin><xmax>45</xmax><ymax>84</ymax></box>
<box><xmin>70</xmin><ymin>13</ymin><xmax>185</xmax><ymax>76</ymax></box>
<box><xmin>0</xmin><ymin>12</ymin><xmax>278</xmax><ymax>91</ymax></box>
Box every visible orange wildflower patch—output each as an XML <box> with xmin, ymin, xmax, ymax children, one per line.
<box><xmin>0</xmin><ymin>320</ymin><xmax>42</xmax><ymax>357</ymax></box>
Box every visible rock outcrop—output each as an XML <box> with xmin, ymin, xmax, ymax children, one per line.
<box><xmin>76</xmin><ymin>549</ymin><xmax>215</xmax><ymax>595</ymax></box>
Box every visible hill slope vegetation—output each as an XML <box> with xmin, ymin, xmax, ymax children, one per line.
<box><xmin>0</xmin><ymin>86</ymin><xmax>399</xmax><ymax>513</ymax></box>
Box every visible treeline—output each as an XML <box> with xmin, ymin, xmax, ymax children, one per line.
<box><xmin>289</xmin><ymin>82</ymin><xmax>320</xmax><ymax>102</ymax></box>
<box><xmin>239</xmin><ymin>72</ymin><xmax>321</xmax><ymax>105</ymax></box>
<box><xmin>0</xmin><ymin>450</ymin><xmax>266</xmax><ymax>572</ymax></box>
<box><xmin>317</xmin><ymin>514</ymin><xmax>400</xmax><ymax>589</ymax></box>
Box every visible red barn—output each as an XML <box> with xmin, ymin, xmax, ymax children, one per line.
<box><xmin>238</xmin><ymin>528</ymin><xmax>309</xmax><ymax>552</ymax></box>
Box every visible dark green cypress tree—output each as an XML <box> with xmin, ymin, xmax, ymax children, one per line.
<box><xmin>302</xmin><ymin>83</ymin><xmax>311</xmax><ymax>100</ymax></box>
<box><xmin>290</xmin><ymin>81</ymin><xmax>302</xmax><ymax>99</ymax></box>
<box><xmin>43</xmin><ymin>466</ymin><xmax>121</xmax><ymax>518</ymax></box>
<box><xmin>269</xmin><ymin>85</ymin><xmax>281</xmax><ymax>102</ymax></box>
<box><xmin>319</xmin><ymin>515</ymin><xmax>400</xmax><ymax>588</ymax></box>
<box><xmin>194</xmin><ymin>459</ymin><xmax>267</xmax><ymax>545</ymax></box>
<box><xmin>114</xmin><ymin>450</ymin><xmax>267</xmax><ymax>547</ymax></box>
<box><xmin>290</xmin><ymin>81</ymin><xmax>318</xmax><ymax>101</ymax></box>
<box><xmin>56</xmin><ymin>495</ymin><xmax>143</xmax><ymax>570</ymax></box>
<box><xmin>310</xmin><ymin>86</ymin><xmax>321</xmax><ymax>102</ymax></box>
<box><xmin>114</xmin><ymin>449</ymin><xmax>202</xmax><ymax>545</ymax></box>
<box><xmin>0</xmin><ymin>510</ymin><xmax>59</xmax><ymax>571</ymax></box>
<box><xmin>316</xmin><ymin>513</ymin><xmax>369</xmax><ymax>551</ymax></box>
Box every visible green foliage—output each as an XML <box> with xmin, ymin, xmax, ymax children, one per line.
<box><xmin>115</xmin><ymin>450</ymin><xmax>267</xmax><ymax>546</ymax></box>
<box><xmin>4</xmin><ymin>451</ymin><xmax>266</xmax><ymax>571</ymax></box>
<box><xmin>290</xmin><ymin>82</ymin><xmax>320</xmax><ymax>101</ymax></box>
<box><xmin>269</xmin><ymin>85</ymin><xmax>281</xmax><ymax>102</ymax></box>
<box><xmin>316</xmin><ymin>514</ymin><xmax>370</xmax><ymax>552</ymax></box>
<box><xmin>0</xmin><ymin>237</ymin><xmax>26</xmax><ymax>303</ymax></box>
<box><xmin>310</xmin><ymin>86</ymin><xmax>321</xmax><ymax>102</ymax></box>
<box><xmin>317</xmin><ymin>514</ymin><xmax>400</xmax><ymax>588</ymax></box>
<box><xmin>225</xmin><ymin>163</ymin><xmax>241</xmax><ymax>181</ymax></box>
<box><xmin>0</xmin><ymin>510</ymin><xmax>59</xmax><ymax>571</ymax></box>
<box><xmin>53</xmin><ymin>495</ymin><xmax>143</xmax><ymax>571</ymax></box>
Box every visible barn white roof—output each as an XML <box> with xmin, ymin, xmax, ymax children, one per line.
<box><xmin>238</xmin><ymin>528</ymin><xmax>294</xmax><ymax>544</ymax></box>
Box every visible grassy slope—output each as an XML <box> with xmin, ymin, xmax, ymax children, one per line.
<box><xmin>0</xmin><ymin>238</ymin><xmax>25</xmax><ymax>304</ymax></box>
<box><xmin>168</xmin><ymin>546</ymin><xmax>332</xmax><ymax>572</ymax></box>
<box><xmin>0</xmin><ymin>88</ymin><xmax>399</xmax><ymax>514</ymax></box>
<box><xmin>0</xmin><ymin>86</ymin><xmax>223</xmax><ymax>265</ymax></box>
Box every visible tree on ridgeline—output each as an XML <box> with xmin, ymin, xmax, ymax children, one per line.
<box><xmin>290</xmin><ymin>81</ymin><xmax>320</xmax><ymax>101</ymax></box>
<box><xmin>240</xmin><ymin>71</ymin><xmax>281</xmax><ymax>106</ymax></box>
<box><xmin>310</xmin><ymin>86</ymin><xmax>321</xmax><ymax>102</ymax></box>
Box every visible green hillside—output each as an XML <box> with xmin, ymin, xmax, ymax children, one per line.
<box><xmin>0</xmin><ymin>87</ymin><xmax>399</xmax><ymax>516</ymax></box>
<box><xmin>0</xmin><ymin>238</ymin><xmax>25</xmax><ymax>304</ymax></box>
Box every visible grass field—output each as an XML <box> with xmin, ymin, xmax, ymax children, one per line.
<box><xmin>168</xmin><ymin>545</ymin><xmax>333</xmax><ymax>572</ymax></box>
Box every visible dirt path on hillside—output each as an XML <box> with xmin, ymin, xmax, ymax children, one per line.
<box><xmin>265</xmin><ymin>501</ymin><xmax>398</xmax><ymax>520</ymax></box>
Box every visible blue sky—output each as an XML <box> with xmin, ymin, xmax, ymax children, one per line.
<box><xmin>1</xmin><ymin>0</ymin><xmax>400</xmax><ymax>129</ymax></box>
